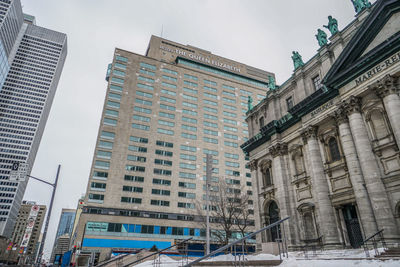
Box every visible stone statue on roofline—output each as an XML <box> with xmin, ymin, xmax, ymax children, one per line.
<box><xmin>247</xmin><ymin>96</ymin><xmax>253</xmax><ymax>112</ymax></box>
<box><xmin>323</xmin><ymin>16</ymin><xmax>338</xmax><ymax>36</ymax></box>
<box><xmin>291</xmin><ymin>51</ymin><xmax>304</xmax><ymax>71</ymax></box>
<box><xmin>268</xmin><ymin>76</ymin><xmax>276</xmax><ymax>90</ymax></box>
<box><xmin>315</xmin><ymin>29</ymin><xmax>328</xmax><ymax>47</ymax></box>
<box><xmin>351</xmin><ymin>0</ymin><xmax>372</xmax><ymax>14</ymax></box>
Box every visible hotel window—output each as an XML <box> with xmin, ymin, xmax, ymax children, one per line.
<box><xmin>108</xmin><ymin>92</ymin><xmax>121</xmax><ymax>101</ymax></box>
<box><xmin>203</xmin><ymin>149</ymin><xmax>218</xmax><ymax>156</ymax></box>
<box><xmin>138</xmin><ymin>76</ymin><xmax>154</xmax><ymax>83</ymax></box>
<box><xmin>203</xmin><ymin>137</ymin><xmax>218</xmax><ymax>144</ymax></box>
<box><xmin>184</xmin><ymin>74</ymin><xmax>198</xmax><ymax>81</ymax></box>
<box><xmin>184</xmin><ymin>80</ymin><xmax>197</xmax><ymax>87</ymax></box>
<box><xmin>202</xmin><ymin>157</ymin><xmax>218</xmax><ymax>164</ymax></box>
<box><xmin>129</xmin><ymin>145</ymin><xmax>147</xmax><ymax>153</ymax></box>
<box><xmin>240</xmin><ymin>89</ymin><xmax>252</xmax><ymax>95</ymax></box>
<box><xmin>203</xmin><ymin>99</ymin><xmax>217</xmax><ymax>106</ymax></box>
<box><xmin>182</xmin><ymin>94</ymin><xmax>198</xmax><ymax>101</ymax></box>
<box><xmin>95</xmin><ymin>160</ymin><xmax>110</xmax><ymax>170</ymax></box>
<box><xmin>204</xmin><ymin>114</ymin><xmax>218</xmax><ymax>121</ymax></box>
<box><xmin>114</xmin><ymin>63</ymin><xmax>126</xmax><ymax>70</ymax></box>
<box><xmin>159</xmin><ymin>111</ymin><xmax>175</xmax><ymax>119</ymax></box>
<box><xmin>178</xmin><ymin>192</ymin><xmax>196</xmax><ymax>199</ymax></box>
<box><xmin>111</xmin><ymin>77</ymin><xmax>124</xmax><ymax>85</ymax></box>
<box><xmin>179</xmin><ymin>172</ymin><xmax>196</xmax><ymax>179</ymax></box>
<box><xmin>182</xmin><ymin>124</ymin><xmax>197</xmax><ymax>132</ymax></box>
<box><xmin>182</xmin><ymin>116</ymin><xmax>197</xmax><ymax>124</ymax></box>
<box><xmin>106</xmin><ymin>101</ymin><xmax>120</xmax><ymax>109</ymax></box>
<box><xmin>136</xmin><ymin>91</ymin><xmax>153</xmax><ymax>98</ymax></box>
<box><xmin>150</xmin><ymin>200</ymin><xmax>170</xmax><ymax>206</ymax></box>
<box><xmin>204</xmin><ymin>121</ymin><xmax>218</xmax><ymax>128</ymax></box>
<box><xmin>158</xmin><ymin>119</ymin><xmax>175</xmax><ymax>127</ymax></box>
<box><xmin>123</xmin><ymin>186</ymin><xmax>143</xmax><ymax>193</ymax></box>
<box><xmin>160</xmin><ymin>96</ymin><xmax>176</xmax><ymax>104</ymax></box>
<box><xmin>156</xmin><ymin>140</ymin><xmax>173</xmax><ymax>148</ymax></box>
<box><xmin>204</xmin><ymin>106</ymin><xmax>217</xmax><ymax>113</ymax></box>
<box><xmin>126</xmin><ymin>165</ymin><xmax>145</xmax><ymax>172</ymax></box>
<box><xmin>101</xmin><ymin>131</ymin><xmax>115</xmax><ymax>140</ymax></box>
<box><xmin>132</xmin><ymin>123</ymin><xmax>150</xmax><ymax>131</ymax></box>
<box><xmin>110</xmin><ymin>84</ymin><xmax>123</xmax><ymax>93</ymax></box>
<box><xmin>89</xmin><ymin>193</ymin><xmax>104</xmax><ymax>201</ymax></box>
<box><xmin>153</xmin><ymin>178</ymin><xmax>171</xmax><ymax>185</ymax></box>
<box><xmin>162</xmin><ymin>75</ymin><xmax>177</xmax><ymax>82</ymax></box>
<box><xmin>105</xmin><ymin>109</ymin><xmax>119</xmax><ymax>117</ymax></box>
<box><xmin>180</xmin><ymin>154</ymin><xmax>197</xmax><ymax>161</ymax></box>
<box><xmin>121</xmin><ymin>197</ymin><xmax>142</xmax><ymax>204</ymax></box>
<box><xmin>160</xmin><ymin>88</ymin><xmax>176</xmax><ymax>97</ymax></box>
<box><xmin>127</xmin><ymin>155</ymin><xmax>146</xmax><ymax>162</ymax></box>
<box><xmin>223</xmin><ymin>118</ymin><xmax>236</xmax><ymax>125</ymax></box>
<box><xmin>223</xmin><ymin>104</ymin><xmax>236</xmax><ymax>111</ymax></box>
<box><xmin>116</xmin><ymin>55</ymin><xmax>128</xmax><ymax>62</ymax></box>
<box><xmin>224</xmin><ymin>141</ymin><xmax>238</xmax><ymax>148</ymax></box>
<box><xmin>155</xmin><ymin>149</ymin><xmax>173</xmax><ymax>157</ymax></box>
<box><xmin>204</xmin><ymin>85</ymin><xmax>217</xmax><ymax>93</ymax></box>
<box><xmin>137</xmin><ymin>83</ymin><xmax>154</xmax><ymax>91</ymax></box>
<box><xmin>157</xmin><ymin>128</ymin><xmax>174</xmax><ymax>135</ymax></box>
<box><xmin>312</xmin><ymin>75</ymin><xmax>322</xmax><ymax>91</ymax></box>
<box><xmin>160</xmin><ymin>104</ymin><xmax>176</xmax><ymax>111</ymax></box>
<box><xmin>224</xmin><ymin>126</ymin><xmax>237</xmax><ymax>132</ymax></box>
<box><xmin>204</xmin><ymin>79</ymin><xmax>217</xmax><ymax>86</ymax></box>
<box><xmin>225</xmin><ymin>170</ymin><xmax>240</xmax><ymax>176</ymax></box>
<box><xmin>139</xmin><ymin>69</ymin><xmax>155</xmax><ymax>76</ymax></box>
<box><xmin>181</xmin><ymin>132</ymin><xmax>197</xmax><ymax>140</ymax></box>
<box><xmin>223</xmin><ymin>97</ymin><xmax>236</xmax><ymax>104</ymax></box>
<box><xmin>162</xmin><ymin>68</ymin><xmax>178</xmax><ymax>75</ymax></box>
<box><xmin>130</xmin><ymin>136</ymin><xmax>148</xmax><ymax>143</ymax></box>
<box><xmin>96</xmin><ymin>150</ymin><xmax>111</xmax><ymax>159</ymax></box>
<box><xmin>204</xmin><ymin>129</ymin><xmax>218</xmax><ymax>136</ymax></box>
<box><xmin>225</xmin><ymin>161</ymin><xmax>240</xmax><ymax>168</ymax></box>
<box><xmin>224</xmin><ymin>133</ymin><xmax>238</xmax><ymax>140</ymax></box>
<box><xmin>133</xmin><ymin>115</ymin><xmax>150</xmax><ymax>123</ymax></box>
<box><xmin>222</xmin><ymin>84</ymin><xmax>235</xmax><ymax>91</ymax></box>
<box><xmin>183</xmin><ymin>87</ymin><xmax>198</xmax><ymax>94</ymax></box>
<box><xmin>226</xmin><ymin>178</ymin><xmax>240</xmax><ymax>185</ymax></box>
<box><xmin>204</xmin><ymin>92</ymin><xmax>217</xmax><ymax>99</ymax></box>
<box><xmin>223</xmin><ymin>111</ymin><xmax>237</xmax><ymax>118</ymax></box>
<box><xmin>124</xmin><ymin>175</ymin><xmax>144</xmax><ymax>182</ymax></box>
<box><xmin>182</xmin><ymin>101</ymin><xmax>197</xmax><ymax>109</ymax></box>
<box><xmin>99</xmin><ymin>140</ymin><xmax>113</xmax><ymax>149</ymax></box>
<box><xmin>93</xmin><ymin>171</ymin><xmax>108</xmax><ymax>180</ymax></box>
<box><xmin>286</xmin><ymin>96</ymin><xmax>293</xmax><ymax>110</ymax></box>
<box><xmin>154</xmin><ymin>159</ymin><xmax>172</xmax><ymax>166</ymax></box>
<box><xmin>152</xmin><ymin>189</ymin><xmax>170</xmax><ymax>196</ymax></box>
<box><xmin>182</xmin><ymin>109</ymin><xmax>197</xmax><ymax>116</ymax></box>
<box><xmin>134</xmin><ymin>106</ymin><xmax>151</xmax><ymax>114</ymax></box>
<box><xmin>225</xmin><ymin>152</ymin><xmax>239</xmax><ymax>159</ymax></box>
<box><xmin>180</xmin><ymin>145</ymin><xmax>197</xmax><ymax>152</ymax></box>
<box><xmin>154</xmin><ymin>168</ymin><xmax>172</xmax><ymax>176</ymax></box>
<box><xmin>135</xmin><ymin>98</ymin><xmax>152</xmax><ymax>106</ymax></box>
<box><xmin>180</xmin><ymin>162</ymin><xmax>196</xmax><ymax>170</ymax></box>
<box><xmin>178</xmin><ymin>202</ymin><xmax>195</xmax><ymax>209</ymax></box>
<box><xmin>140</xmin><ymin>62</ymin><xmax>156</xmax><ymax>70</ymax></box>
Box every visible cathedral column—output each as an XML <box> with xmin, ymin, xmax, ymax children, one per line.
<box><xmin>301</xmin><ymin>126</ymin><xmax>340</xmax><ymax>246</ymax></box>
<box><xmin>333</xmin><ymin>107</ymin><xmax>378</xmax><ymax>238</ymax></box>
<box><xmin>373</xmin><ymin>74</ymin><xmax>400</xmax><ymax>148</ymax></box>
<box><xmin>249</xmin><ymin>159</ymin><xmax>264</xmax><ymax>248</ymax></box>
<box><xmin>342</xmin><ymin>96</ymin><xmax>398</xmax><ymax>240</ymax></box>
<box><xmin>269</xmin><ymin>143</ymin><xmax>294</xmax><ymax>245</ymax></box>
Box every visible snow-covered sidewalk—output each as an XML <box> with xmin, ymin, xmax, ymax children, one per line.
<box><xmin>134</xmin><ymin>249</ymin><xmax>399</xmax><ymax>267</ymax></box>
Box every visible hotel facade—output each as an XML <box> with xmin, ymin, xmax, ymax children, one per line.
<box><xmin>76</xmin><ymin>36</ymin><xmax>275</xmax><ymax>260</ymax></box>
<box><xmin>242</xmin><ymin>0</ymin><xmax>400</xmax><ymax>251</ymax></box>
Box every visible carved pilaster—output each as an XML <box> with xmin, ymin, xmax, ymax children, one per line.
<box><xmin>249</xmin><ymin>159</ymin><xmax>258</xmax><ymax>171</ymax></box>
<box><xmin>301</xmin><ymin>125</ymin><xmax>318</xmax><ymax>144</ymax></box>
<box><xmin>269</xmin><ymin>143</ymin><xmax>288</xmax><ymax>158</ymax></box>
<box><xmin>372</xmin><ymin>74</ymin><xmax>399</xmax><ymax>99</ymax></box>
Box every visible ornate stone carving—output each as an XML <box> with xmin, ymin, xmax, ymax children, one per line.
<box><xmin>340</xmin><ymin>95</ymin><xmax>362</xmax><ymax>115</ymax></box>
<box><xmin>372</xmin><ymin>74</ymin><xmax>399</xmax><ymax>99</ymax></box>
<box><xmin>269</xmin><ymin>143</ymin><xmax>288</xmax><ymax>158</ymax></box>
<box><xmin>332</xmin><ymin>104</ymin><xmax>348</xmax><ymax>125</ymax></box>
<box><xmin>301</xmin><ymin>125</ymin><xmax>319</xmax><ymax>144</ymax></box>
<box><xmin>248</xmin><ymin>159</ymin><xmax>258</xmax><ymax>171</ymax></box>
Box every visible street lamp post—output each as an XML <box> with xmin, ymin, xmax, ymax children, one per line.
<box><xmin>29</xmin><ymin>164</ymin><xmax>61</xmax><ymax>266</ymax></box>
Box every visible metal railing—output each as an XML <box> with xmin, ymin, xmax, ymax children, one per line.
<box><xmin>301</xmin><ymin>235</ymin><xmax>323</xmax><ymax>259</ymax></box>
<box><xmin>122</xmin><ymin>237</ymin><xmax>193</xmax><ymax>267</ymax></box>
<box><xmin>361</xmin><ymin>229</ymin><xmax>386</xmax><ymax>258</ymax></box>
<box><xmin>183</xmin><ymin>217</ymin><xmax>290</xmax><ymax>267</ymax></box>
<box><xmin>96</xmin><ymin>249</ymin><xmax>143</xmax><ymax>267</ymax></box>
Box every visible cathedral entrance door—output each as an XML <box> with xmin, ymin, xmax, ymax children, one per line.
<box><xmin>267</xmin><ymin>201</ymin><xmax>280</xmax><ymax>242</ymax></box>
<box><xmin>342</xmin><ymin>204</ymin><xmax>363</xmax><ymax>248</ymax></box>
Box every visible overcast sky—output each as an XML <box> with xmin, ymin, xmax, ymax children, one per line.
<box><xmin>19</xmin><ymin>0</ymin><xmax>375</xmax><ymax>259</ymax></box>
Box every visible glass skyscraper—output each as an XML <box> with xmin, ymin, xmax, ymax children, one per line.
<box><xmin>0</xmin><ymin>0</ymin><xmax>67</xmax><ymax>237</ymax></box>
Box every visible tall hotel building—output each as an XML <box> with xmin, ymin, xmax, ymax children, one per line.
<box><xmin>77</xmin><ymin>36</ymin><xmax>274</xmax><ymax>260</ymax></box>
<box><xmin>0</xmin><ymin>0</ymin><xmax>67</xmax><ymax>237</ymax></box>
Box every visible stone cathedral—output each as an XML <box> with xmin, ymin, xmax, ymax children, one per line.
<box><xmin>241</xmin><ymin>0</ymin><xmax>400</xmax><ymax>250</ymax></box>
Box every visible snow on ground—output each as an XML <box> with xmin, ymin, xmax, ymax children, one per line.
<box><xmin>132</xmin><ymin>249</ymin><xmax>399</xmax><ymax>267</ymax></box>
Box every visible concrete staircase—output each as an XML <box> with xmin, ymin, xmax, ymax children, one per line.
<box><xmin>191</xmin><ymin>259</ymin><xmax>282</xmax><ymax>266</ymax></box>
<box><xmin>375</xmin><ymin>248</ymin><xmax>400</xmax><ymax>260</ymax></box>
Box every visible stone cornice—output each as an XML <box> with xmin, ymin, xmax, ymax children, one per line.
<box><xmin>371</xmin><ymin>74</ymin><xmax>399</xmax><ymax>98</ymax></box>
<box><xmin>269</xmin><ymin>143</ymin><xmax>288</xmax><ymax>158</ymax></box>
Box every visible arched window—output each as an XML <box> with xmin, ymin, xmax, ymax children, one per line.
<box><xmin>370</xmin><ymin>110</ymin><xmax>389</xmax><ymax>140</ymax></box>
<box><xmin>264</xmin><ymin>168</ymin><xmax>272</xmax><ymax>187</ymax></box>
<box><xmin>328</xmin><ymin>137</ymin><xmax>341</xmax><ymax>162</ymax></box>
